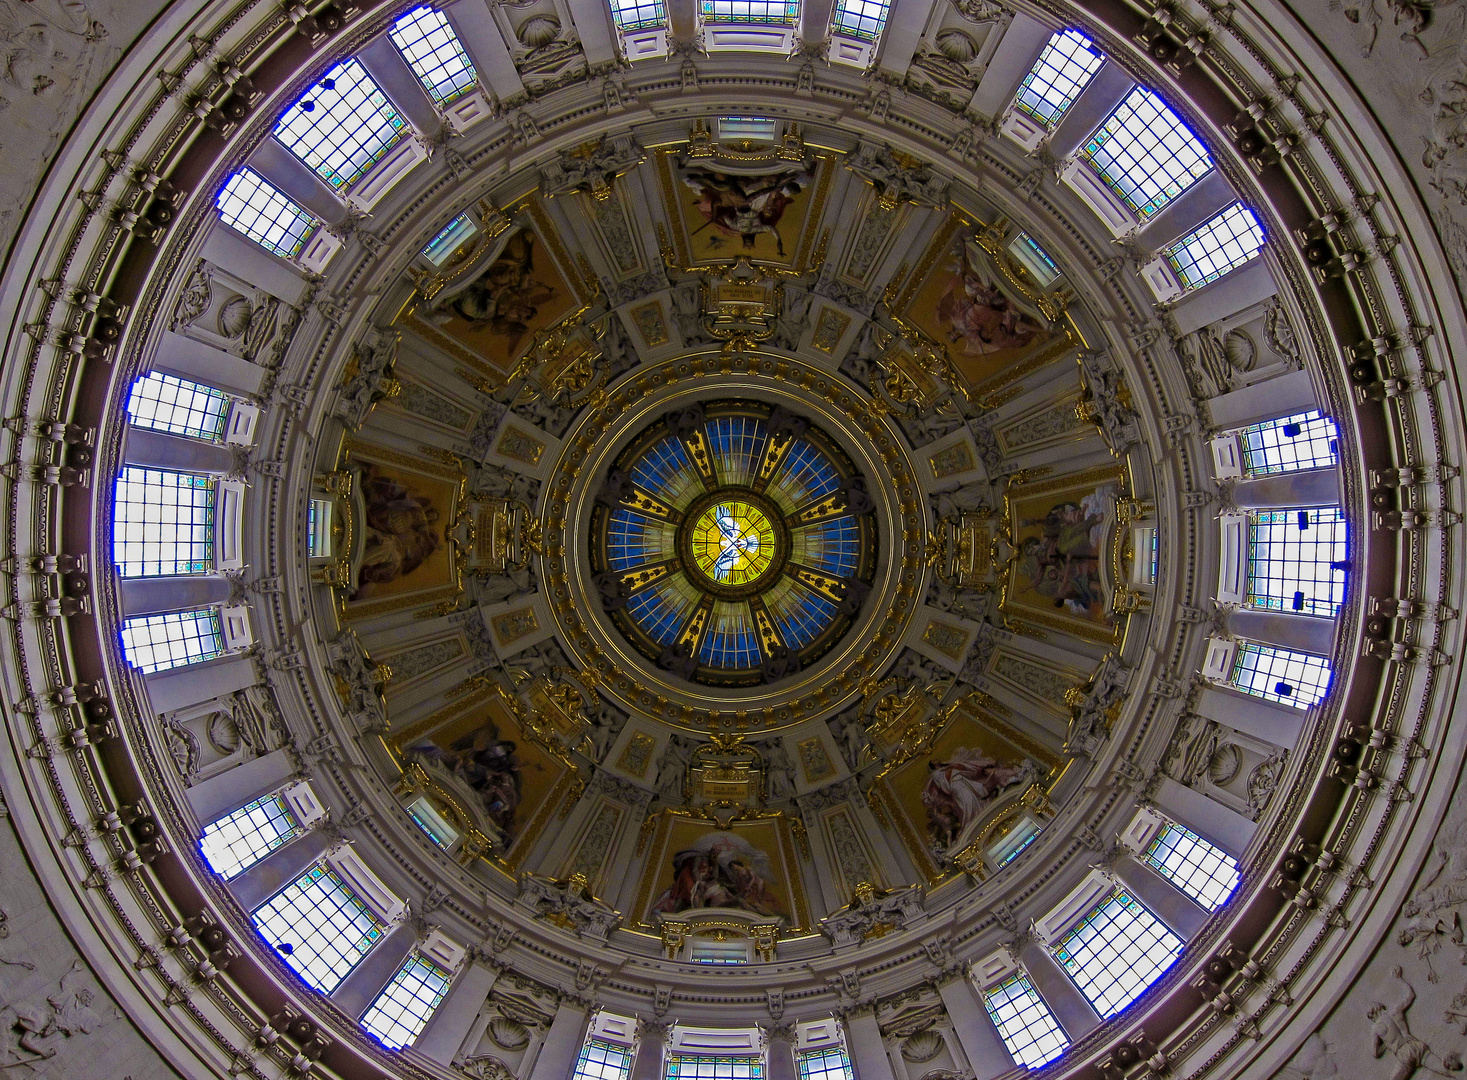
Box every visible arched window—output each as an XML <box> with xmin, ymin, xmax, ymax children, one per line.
<box><xmin>1246</xmin><ymin>508</ymin><xmax>1347</xmax><ymax>616</ymax></box>
<box><xmin>1238</xmin><ymin>411</ymin><xmax>1338</xmax><ymax>476</ymax></box>
<box><xmin>1080</xmin><ymin>87</ymin><xmax>1212</xmax><ymax>219</ymax></box>
<box><xmin>216</xmin><ymin>169</ymin><xmax>319</xmax><ymax>259</ymax></box>
<box><xmin>795</xmin><ymin>1046</ymin><xmax>852</xmax><ymax>1080</ymax></box>
<box><xmin>113</xmin><ymin>467</ymin><xmax>215</xmax><ymax>578</ymax></box>
<box><xmin>981</xmin><ymin>971</ymin><xmax>1068</xmax><ymax>1068</ymax></box>
<box><xmin>1228</xmin><ymin>641</ymin><xmax>1332</xmax><ymax>708</ymax></box>
<box><xmin>389</xmin><ymin>6</ymin><xmax>479</xmax><ymax>105</ymax></box>
<box><xmin>1052</xmin><ymin>890</ymin><xmax>1182</xmax><ymax>1018</ymax></box>
<box><xmin>126</xmin><ymin>372</ymin><xmax>231</xmax><ymax>442</ymax></box>
<box><xmin>1142</xmin><ymin>823</ymin><xmax>1239</xmax><ymax>911</ymax></box>
<box><xmin>274</xmin><ymin>60</ymin><xmax>406</xmax><ymax>191</ymax></box>
<box><xmin>251</xmin><ymin>863</ymin><xmax>387</xmax><ymax>994</ymax></box>
<box><xmin>1014</xmin><ymin>30</ymin><xmax>1104</xmax><ymax>128</ymax></box>
<box><xmin>121</xmin><ymin>608</ymin><xmax>226</xmax><ymax>673</ymax></box>
<box><xmin>200</xmin><ymin>781</ymin><xmax>326</xmax><ymax>879</ymax></box>
<box><xmin>361</xmin><ymin>954</ymin><xmax>454</xmax><ymax>1048</ymax></box>
<box><xmin>201</xmin><ymin>794</ymin><xmax>302</xmax><ymax>878</ymax></box>
<box><xmin>1164</xmin><ymin>202</ymin><xmax>1266</xmax><ymax>289</ymax></box>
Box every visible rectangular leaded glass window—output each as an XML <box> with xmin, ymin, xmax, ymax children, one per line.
<box><xmin>406</xmin><ymin>795</ymin><xmax>459</xmax><ymax>850</ymax></box>
<box><xmin>389</xmin><ymin>6</ymin><xmax>478</xmax><ymax>105</ymax></box>
<box><xmin>688</xmin><ymin>938</ymin><xmax>748</xmax><ymax>963</ymax></box>
<box><xmin>666</xmin><ymin>1057</ymin><xmax>764</xmax><ymax>1080</ymax></box>
<box><xmin>1165</xmin><ymin>202</ymin><xmax>1265</xmax><ymax>288</ymax></box>
<box><xmin>1143</xmin><ymin>824</ymin><xmax>1239</xmax><ymax>911</ymax></box>
<box><xmin>361</xmin><ymin>954</ymin><xmax>453</xmax><ymax>1049</ymax></box>
<box><xmin>216</xmin><ymin>169</ymin><xmax>318</xmax><ymax>259</ymax></box>
<box><xmin>700</xmin><ymin>0</ymin><xmax>799</xmax><ymax>24</ymax></box>
<box><xmin>1229</xmin><ymin>641</ymin><xmax>1331</xmax><ymax>708</ymax></box>
<box><xmin>1080</xmin><ymin>87</ymin><xmax>1213</xmax><ymax>218</ymax></box>
<box><xmin>1009</xmin><ymin>231</ymin><xmax>1061</xmax><ymax>287</ymax></box>
<box><xmin>1014</xmin><ymin>30</ymin><xmax>1104</xmax><ymax>128</ymax></box>
<box><xmin>120</xmin><ymin>609</ymin><xmax>225</xmax><ymax>673</ymax></box>
<box><xmin>795</xmin><ymin>1048</ymin><xmax>853</xmax><ymax>1080</ymax></box>
<box><xmin>983</xmin><ymin>972</ymin><xmax>1069</xmax><ymax>1068</ymax></box>
<box><xmin>1247</xmin><ymin>507</ymin><xmax>1347</xmax><ymax>617</ymax></box>
<box><xmin>1239</xmin><ymin>411</ymin><xmax>1339</xmax><ymax>477</ymax></box>
<box><xmin>1053</xmin><ymin>890</ymin><xmax>1183</xmax><ymax>1018</ymax></box>
<box><xmin>252</xmin><ymin>863</ymin><xmax>385</xmax><ymax>994</ymax></box>
<box><xmin>609</xmin><ymin>0</ymin><xmax>667</xmax><ymax>30</ymax></box>
<box><xmin>422</xmin><ymin>213</ymin><xmax>479</xmax><ymax>266</ymax></box>
<box><xmin>829</xmin><ymin>0</ymin><xmax>889</xmax><ymax>41</ymax></box>
<box><xmin>200</xmin><ymin>793</ymin><xmax>303</xmax><ymax>879</ymax></box>
<box><xmin>719</xmin><ymin>117</ymin><xmax>779</xmax><ymax>142</ymax></box>
<box><xmin>308</xmin><ymin>499</ymin><xmax>334</xmax><ymax>558</ymax></box>
<box><xmin>274</xmin><ymin>60</ymin><xmax>406</xmax><ymax>191</ymax></box>
<box><xmin>113</xmin><ymin>467</ymin><xmax>215</xmax><ymax>577</ymax></box>
<box><xmin>126</xmin><ymin>372</ymin><xmax>230</xmax><ymax>442</ymax></box>
<box><xmin>574</xmin><ymin>1038</ymin><xmax>635</xmax><ymax>1080</ymax></box>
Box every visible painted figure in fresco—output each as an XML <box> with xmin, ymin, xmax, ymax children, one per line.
<box><xmin>921</xmin><ymin>748</ymin><xmax>1028</xmax><ymax>847</ymax></box>
<box><xmin>430</xmin><ymin>230</ymin><xmax>558</xmax><ymax>354</ymax></box>
<box><xmin>406</xmin><ymin>722</ymin><xmax>523</xmax><ymax>839</ymax></box>
<box><xmin>1017</xmin><ymin>484</ymin><xmax>1115</xmax><ymax>616</ymax></box>
<box><xmin>354</xmin><ymin>465</ymin><xmax>442</xmax><ymax>592</ymax></box>
<box><xmin>682</xmin><ymin>168</ymin><xmax>810</xmax><ymax>256</ymax></box>
<box><xmin>652</xmin><ymin>831</ymin><xmax>786</xmax><ymax>919</ymax></box>
<box><xmin>935</xmin><ymin>247</ymin><xmax>1045</xmax><ymax>357</ymax></box>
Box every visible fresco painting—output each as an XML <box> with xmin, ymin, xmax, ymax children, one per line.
<box><xmin>1006</xmin><ymin>474</ymin><xmax>1120</xmax><ymax>637</ymax></box>
<box><xmin>398</xmin><ymin>696</ymin><xmax>566</xmax><ymax>850</ymax></box>
<box><xmin>664</xmin><ymin>155</ymin><xmax>825</xmax><ymax>267</ymax></box>
<box><xmin>640</xmin><ymin>818</ymin><xmax>805</xmax><ymax>927</ymax></box>
<box><xmin>903</xmin><ymin>236</ymin><xmax>1054</xmax><ymax>388</ymax></box>
<box><xmin>408</xmin><ymin>227</ymin><xmax>576</xmax><ymax>374</ymax></box>
<box><xmin>345</xmin><ymin>455</ymin><xmax>458</xmax><ymax>604</ymax></box>
<box><xmin>880</xmin><ymin>707</ymin><xmax>1042</xmax><ymax>860</ymax></box>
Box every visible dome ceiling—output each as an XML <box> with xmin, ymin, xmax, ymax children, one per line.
<box><xmin>0</xmin><ymin>1</ymin><xmax>1462</xmax><ymax>1080</ymax></box>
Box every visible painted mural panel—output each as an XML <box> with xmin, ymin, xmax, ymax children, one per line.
<box><xmin>396</xmin><ymin>693</ymin><xmax>568</xmax><ymax>858</ymax></box>
<box><xmin>406</xmin><ymin>225</ymin><xmax>577</xmax><ymax>375</ymax></box>
<box><xmin>878</xmin><ymin>708</ymin><xmax>1042</xmax><ymax>858</ymax></box>
<box><xmin>900</xmin><ymin>231</ymin><xmax>1057</xmax><ymax>390</ymax></box>
<box><xmin>342</xmin><ymin>441</ymin><xmax>462</xmax><ymax>618</ymax></box>
<box><xmin>658</xmin><ymin>152</ymin><xmax>830</xmax><ymax>269</ymax></box>
<box><xmin>636</xmin><ymin>817</ymin><xmax>808</xmax><ymax>929</ymax></box>
<box><xmin>1002</xmin><ymin>468</ymin><xmax>1123</xmax><ymax>644</ymax></box>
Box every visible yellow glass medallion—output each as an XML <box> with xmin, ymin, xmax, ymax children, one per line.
<box><xmin>689</xmin><ymin>501</ymin><xmax>777</xmax><ymax>588</ymax></box>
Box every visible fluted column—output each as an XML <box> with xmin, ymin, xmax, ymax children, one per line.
<box><xmin>248</xmin><ymin>138</ymin><xmax>352</xmax><ymax>226</ymax></box>
<box><xmin>935</xmin><ymin>971</ymin><xmax>1016</xmax><ymax>1080</ymax></box>
<box><xmin>123</xmin><ymin>428</ymin><xmax>237</xmax><ymax>473</ymax></box>
<box><xmin>1226</xmin><ymin>609</ymin><xmax>1336</xmax><ymax>656</ymax></box>
<box><xmin>121</xmin><ymin>577</ymin><xmax>233</xmax><ymax>618</ymax></box>
<box><xmin>631</xmin><ymin>1020</ymin><xmax>670</xmax><ymax>1080</ymax></box>
<box><xmin>229</xmin><ymin>832</ymin><xmax>336</xmax><ymax>912</ymax></box>
<box><xmin>418</xmin><ymin>963</ymin><xmax>498</xmax><ymax>1064</ymax></box>
<box><xmin>1152</xmin><ymin>777</ymin><xmax>1255</xmax><ymax>858</ymax></box>
<box><xmin>1232</xmin><ymin>469</ymin><xmax>1342</xmax><ymax>509</ymax></box>
<box><xmin>764</xmin><ymin>1025</ymin><xmax>797</xmax><ymax>1080</ymax></box>
<box><xmin>1017</xmin><ymin>941</ymin><xmax>1100</xmax><ymax>1041</ymax></box>
<box><xmin>843</xmin><ymin>1007</ymin><xmax>896</xmax><ymax>1080</ymax></box>
<box><xmin>331</xmin><ymin>923</ymin><xmax>417</xmax><ymax>1018</ymax></box>
<box><xmin>1112</xmin><ymin>856</ymin><xmax>1209</xmax><ymax>940</ymax></box>
<box><xmin>529</xmin><ymin>999</ymin><xmax>591</xmax><ymax>1080</ymax></box>
<box><xmin>969</xmin><ymin>12</ymin><xmax>1051</xmax><ymax>117</ymax></box>
<box><xmin>1048</xmin><ymin>61</ymin><xmax>1132</xmax><ymax>160</ymax></box>
<box><xmin>357</xmin><ymin>36</ymin><xmax>443</xmax><ymax>135</ymax></box>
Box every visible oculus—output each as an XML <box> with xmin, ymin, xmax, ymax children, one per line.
<box><xmin>590</xmin><ymin>401</ymin><xmax>876</xmax><ymax>687</ymax></box>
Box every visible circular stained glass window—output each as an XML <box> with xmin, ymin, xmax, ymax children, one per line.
<box><xmin>589</xmin><ymin>401</ymin><xmax>877</xmax><ymax>687</ymax></box>
<box><xmin>682</xmin><ymin>493</ymin><xmax>785</xmax><ymax>595</ymax></box>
